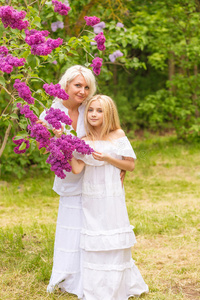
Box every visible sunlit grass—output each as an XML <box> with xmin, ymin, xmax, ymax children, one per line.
<box><xmin>0</xmin><ymin>134</ymin><xmax>200</xmax><ymax>299</ymax></box>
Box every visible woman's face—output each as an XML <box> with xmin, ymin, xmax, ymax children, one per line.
<box><xmin>87</xmin><ymin>100</ymin><xmax>104</xmax><ymax>128</ymax></box>
<box><xmin>66</xmin><ymin>74</ymin><xmax>90</xmax><ymax>104</ymax></box>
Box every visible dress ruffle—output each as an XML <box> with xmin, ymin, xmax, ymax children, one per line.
<box><xmin>80</xmin><ymin>226</ymin><xmax>136</xmax><ymax>251</ymax></box>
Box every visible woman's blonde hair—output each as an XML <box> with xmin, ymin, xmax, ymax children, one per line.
<box><xmin>84</xmin><ymin>94</ymin><xmax>121</xmax><ymax>140</ymax></box>
<box><xmin>53</xmin><ymin>65</ymin><xmax>96</xmax><ymax>103</ymax></box>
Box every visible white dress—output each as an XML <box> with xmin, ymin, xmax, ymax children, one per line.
<box><xmin>74</xmin><ymin>136</ymin><xmax>149</xmax><ymax>300</ymax></box>
<box><xmin>40</xmin><ymin>101</ymin><xmax>86</xmax><ymax>298</ymax></box>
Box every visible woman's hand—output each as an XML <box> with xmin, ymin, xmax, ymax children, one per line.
<box><xmin>120</xmin><ymin>170</ymin><xmax>126</xmax><ymax>187</ymax></box>
<box><xmin>53</xmin><ymin>125</ymin><xmax>64</xmax><ymax>138</ymax></box>
<box><xmin>92</xmin><ymin>151</ymin><xmax>110</xmax><ymax>162</ymax></box>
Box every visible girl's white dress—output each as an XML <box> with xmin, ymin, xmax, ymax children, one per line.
<box><xmin>40</xmin><ymin>101</ymin><xmax>86</xmax><ymax>298</ymax></box>
<box><xmin>74</xmin><ymin>136</ymin><xmax>148</xmax><ymax>300</ymax></box>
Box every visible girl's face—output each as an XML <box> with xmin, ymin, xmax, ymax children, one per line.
<box><xmin>87</xmin><ymin>100</ymin><xmax>104</xmax><ymax>128</ymax></box>
<box><xmin>66</xmin><ymin>74</ymin><xmax>90</xmax><ymax>104</ymax></box>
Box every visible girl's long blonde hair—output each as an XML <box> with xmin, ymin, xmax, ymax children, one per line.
<box><xmin>84</xmin><ymin>95</ymin><xmax>121</xmax><ymax>140</ymax></box>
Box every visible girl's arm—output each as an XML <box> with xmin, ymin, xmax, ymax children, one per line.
<box><xmin>92</xmin><ymin>151</ymin><xmax>135</xmax><ymax>172</ymax></box>
<box><xmin>69</xmin><ymin>157</ymin><xmax>85</xmax><ymax>174</ymax></box>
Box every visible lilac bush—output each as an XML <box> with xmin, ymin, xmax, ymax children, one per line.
<box><xmin>0</xmin><ymin>47</ymin><xmax>26</xmax><ymax>74</ymax></box>
<box><xmin>93</xmin><ymin>21</ymin><xmax>105</xmax><ymax>34</ymax></box>
<box><xmin>91</xmin><ymin>57</ymin><xmax>103</xmax><ymax>75</ymax></box>
<box><xmin>43</xmin><ymin>83</ymin><xmax>69</xmax><ymax>100</ymax></box>
<box><xmin>109</xmin><ymin>50</ymin><xmax>123</xmax><ymax>63</ymax></box>
<box><xmin>94</xmin><ymin>32</ymin><xmax>106</xmax><ymax>51</ymax></box>
<box><xmin>0</xmin><ymin>5</ymin><xmax>29</xmax><ymax>30</ymax></box>
<box><xmin>44</xmin><ymin>107</ymin><xmax>72</xmax><ymax>129</ymax></box>
<box><xmin>52</xmin><ymin>0</ymin><xmax>71</xmax><ymax>16</ymax></box>
<box><xmin>13</xmin><ymin>80</ymin><xmax>35</xmax><ymax>104</ymax></box>
<box><xmin>12</xmin><ymin>137</ymin><xmax>30</xmax><ymax>154</ymax></box>
<box><xmin>84</xmin><ymin>16</ymin><xmax>100</xmax><ymax>27</ymax></box>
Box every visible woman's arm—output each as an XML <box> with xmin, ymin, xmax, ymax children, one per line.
<box><xmin>92</xmin><ymin>151</ymin><xmax>135</xmax><ymax>172</ymax></box>
<box><xmin>69</xmin><ymin>157</ymin><xmax>85</xmax><ymax>174</ymax></box>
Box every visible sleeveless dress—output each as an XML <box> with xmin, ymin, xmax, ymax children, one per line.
<box><xmin>40</xmin><ymin>101</ymin><xmax>86</xmax><ymax>298</ymax></box>
<box><xmin>74</xmin><ymin>136</ymin><xmax>149</xmax><ymax>300</ymax></box>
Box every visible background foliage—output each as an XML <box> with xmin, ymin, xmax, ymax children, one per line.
<box><xmin>1</xmin><ymin>0</ymin><xmax>200</xmax><ymax>178</ymax></box>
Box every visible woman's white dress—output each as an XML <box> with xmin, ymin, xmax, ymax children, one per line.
<box><xmin>74</xmin><ymin>137</ymin><xmax>149</xmax><ymax>300</ymax></box>
<box><xmin>40</xmin><ymin>101</ymin><xmax>86</xmax><ymax>298</ymax></box>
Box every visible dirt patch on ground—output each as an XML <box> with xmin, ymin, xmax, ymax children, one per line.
<box><xmin>170</xmin><ymin>282</ymin><xmax>200</xmax><ymax>300</ymax></box>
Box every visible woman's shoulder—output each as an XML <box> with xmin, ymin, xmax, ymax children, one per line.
<box><xmin>109</xmin><ymin>129</ymin><xmax>125</xmax><ymax>140</ymax></box>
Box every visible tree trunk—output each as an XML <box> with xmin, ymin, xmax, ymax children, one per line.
<box><xmin>74</xmin><ymin>0</ymin><xmax>99</xmax><ymax>36</ymax></box>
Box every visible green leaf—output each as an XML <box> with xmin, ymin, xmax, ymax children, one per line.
<box><xmin>65</xmin><ymin>125</ymin><xmax>71</xmax><ymax>130</ymax></box>
<box><xmin>40</xmin><ymin>147</ymin><xmax>47</xmax><ymax>154</ymax></box>
<box><xmin>19</xmin><ymin>142</ymin><xmax>27</xmax><ymax>151</ymax></box>
<box><xmin>0</xmin><ymin>76</ymin><xmax>5</xmax><ymax>86</ymax></box>
<box><xmin>10</xmin><ymin>113</ymin><xmax>19</xmax><ymax>119</ymax></box>
<box><xmin>70</xmin><ymin>130</ymin><xmax>77</xmax><ymax>136</ymax></box>
<box><xmin>14</xmin><ymin>131</ymin><xmax>29</xmax><ymax>140</ymax></box>
<box><xmin>27</xmin><ymin>54</ymin><xmax>37</xmax><ymax>69</ymax></box>
<box><xmin>11</xmin><ymin>74</ymin><xmax>24</xmax><ymax>80</ymax></box>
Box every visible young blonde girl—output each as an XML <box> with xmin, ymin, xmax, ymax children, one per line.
<box><xmin>70</xmin><ymin>95</ymin><xmax>148</xmax><ymax>300</ymax></box>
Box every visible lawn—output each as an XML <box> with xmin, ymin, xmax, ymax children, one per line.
<box><xmin>0</xmin><ymin>134</ymin><xmax>200</xmax><ymax>300</ymax></box>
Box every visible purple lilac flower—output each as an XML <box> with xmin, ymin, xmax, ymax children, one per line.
<box><xmin>30</xmin><ymin>123</ymin><xmax>51</xmax><ymax>149</ymax></box>
<box><xmin>13</xmin><ymin>79</ymin><xmax>35</xmax><ymax>104</ymax></box>
<box><xmin>94</xmin><ymin>32</ymin><xmax>106</xmax><ymax>51</ymax></box>
<box><xmin>84</xmin><ymin>16</ymin><xmax>100</xmax><ymax>27</ymax></box>
<box><xmin>90</xmin><ymin>42</ymin><xmax>97</xmax><ymax>46</ymax></box>
<box><xmin>25</xmin><ymin>29</ymin><xmax>63</xmax><ymax>56</ymax></box>
<box><xmin>46</xmin><ymin>38</ymin><xmax>63</xmax><ymax>49</ymax></box>
<box><xmin>43</xmin><ymin>83</ymin><xmax>69</xmax><ymax>100</ymax></box>
<box><xmin>46</xmin><ymin>134</ymin><xmax>94</xmax><ymax>179</ymax></box>
<box><xmin>109</xmin><ymin>50</ymin><xmax>123</xmax><ymax>63</ymax></box>
<box><xmin>52</xmin><ymin>0</ymin><xmax>71</xmax><ymax>16</ymax></box>
<box><xmin>51</xmin><ymin>21</ymin><xmax>64</xmax><ymax>32</ymax></box>
<box><xmin>0</xmin><ymin>6</ymin><xmax>29</xmax><ymax>30</ymax></box>
<box><xmin>0</xmin><ymin>46</ymin><xmax>9</xmax><ymax>56</ymax></box>
<box><xmin>52</xmin><ymin>60</ymin><xmax>57</xmax><ymax>64</ymax></box>
<box><xmin>44</xmin><ymin>107</ymin><xmax>72</xmax><ymax>129</ymax></box>
<box><xmin>0</xmin><ymin>50</ymin><xmax>26</xmax><ymax>74</ymax></box>
<box><xmin>116</xmin><ymin>22</ymin><xmax>124</xmax><ymax>28</ymax></box>
<box><xmin>93</xmin><ymin>21</ymin><xmax>105</xmax><ymax>34</ymax></box>
<box><xmin>91</xmin><ymin>57</ymin><xmax>103</xmax><ymax>76</ymax></box>
<box><xmin>12</xmin><ymin>136</ymin><xmax>30</xmax><ymax>154</ymax></box>
<box><xmin>17</xmin><ymin>103</ymin><xmax>38</xmax><ymax>124</ymax></box>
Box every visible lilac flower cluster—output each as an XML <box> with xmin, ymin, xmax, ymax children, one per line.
<box><xmin>116</xmin><ymin>22</ymin><xmax>127</xmax><ymax>32</ymax></box>
<box><xmin>52</xmin><ymin>0</ymin><xmax>71</xmax><ymax>15</ymax></box>
<box><xmin>44</xmin><ymin>107</ymin><xmax>72</xmax><ymax>129</ymax></box>
<box><xmin>0</xmin><ymin>47</ymin><xmax>26</xmax><ymax>74</ymax></box>
<box><xmin>109</xmin><ymin>50</ymin><xmax>123</xmax><ymax>62</ymax></box>
<box><xmin>46</xmin><ymin>134</ymin><xmax>94</xmax><ymax>179</ymax></box>
<box><xmin>12</xmin><ymin>137</ymin><xmax>30</xmax><ymax>154</ymax></box>
<box><xmin>17</xmin><ymin>103</ymin><xmax>38</xmax><ymax>124</ymax></box>
<box><xmin>30</xmin><ymin>123</ymin><xmax>51</xmax><ymax>149</ymax></box>
<box><xmin>25</xmin><ymin>29</ymin><xmax>63</xmax><ymax>56</ymax></box>
<box><xmin>91</xmin><ymin>57</ymin><xmax>103</xmax><ymax>76</ymax></box>
<box><xmin>94</xmin><ymin>32</ymin><xmax>106</xmax><ymax>51</ymax></box>
<box><xmin>0</xmin><ymin>6</ymin><xmax>29</xmax><ymax>30</ymax></box>
<box><xmin>51</xmin><ymin>21</ymin><xmax>64</xmax><ymax>32</ymax></box>
<box><xmin>43</xmin><ymin>83</ymin><xmax>69</xmax><ymax>100</ymax></box>
<box><xmin>13</xmin><ymin>79</ymin><xmax>35</xmax><ymax>104</ymax></box>
<box><xmin>93</xmin><ymin>21</ymin><xmax>105</xmax><ymax>34</ymax></box>
<box><xmin>84</xmin><ymin>16</ymin><xmax>100</xmax><ymax>27</ymax></box>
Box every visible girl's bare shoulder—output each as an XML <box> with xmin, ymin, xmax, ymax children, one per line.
<box><xmin>109</xmin><ymin>129</ymin><xmax>125</xmax><ymax>139</ymax></box>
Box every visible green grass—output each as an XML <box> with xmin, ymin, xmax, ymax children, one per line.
<box><xmin>0</xmin><ymin>134</ymin><xmax>200</xmax><ymax>299</ymax></box>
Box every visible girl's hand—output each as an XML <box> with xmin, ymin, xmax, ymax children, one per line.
<box><xmin>53</xmin><ymin>125</ymin><xmax>64</xmax><ymax>138</ymax></box>
<box><xmin>92</xmin><ymin>151</ymin><xmax>110</xmax><ymax>162</ymax></box>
